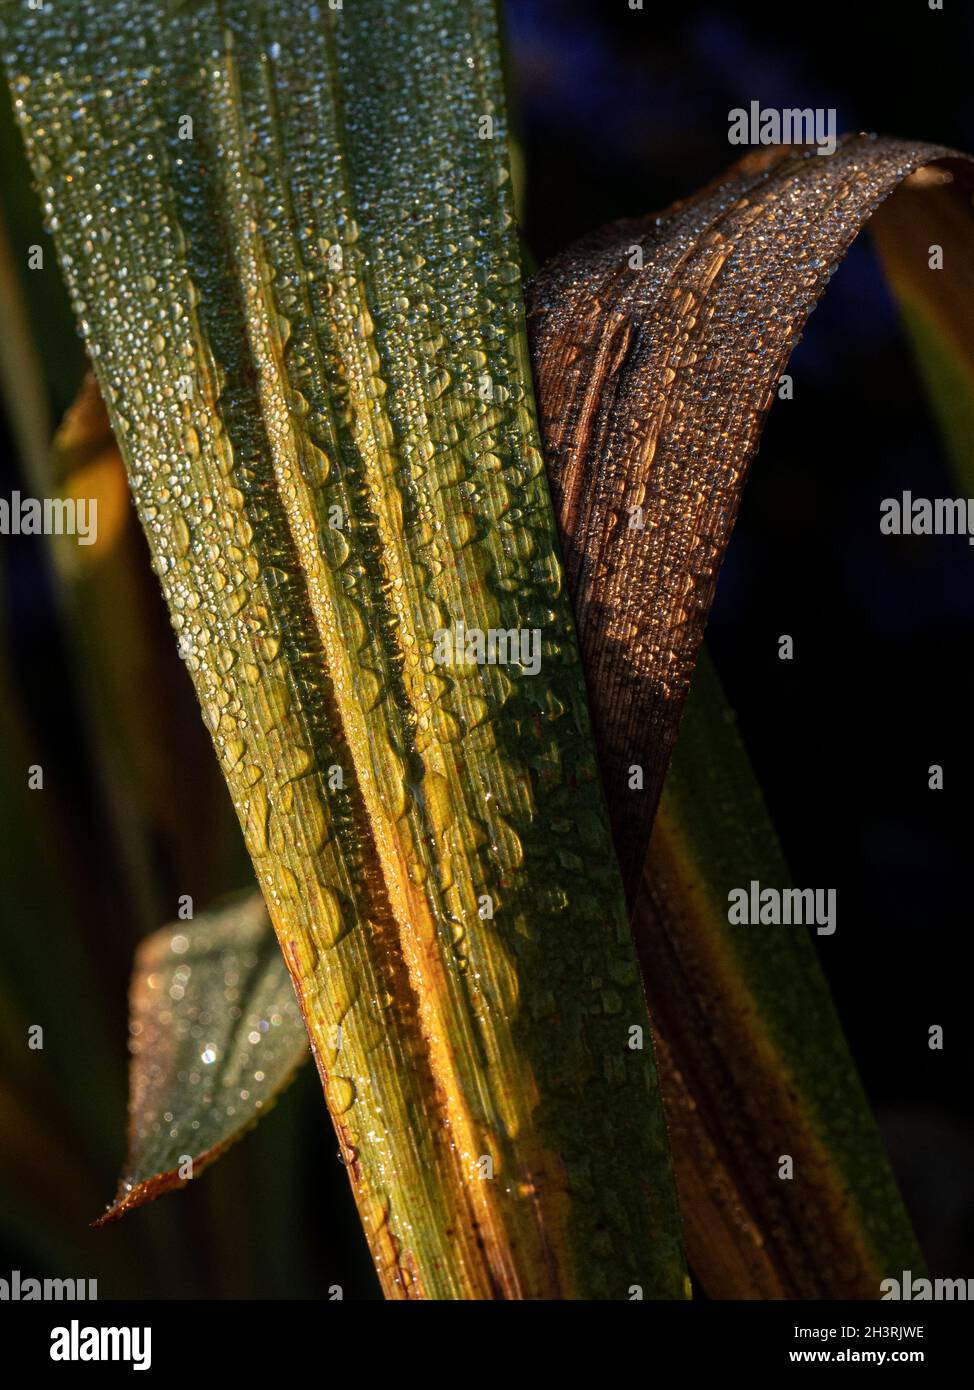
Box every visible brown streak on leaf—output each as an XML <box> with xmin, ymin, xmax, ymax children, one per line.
<box><xmin>639</xmin><ymin>820</ymin><xmax>878</xmax><ymax>1297</ymax></box>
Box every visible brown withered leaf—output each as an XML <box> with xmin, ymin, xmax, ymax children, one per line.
<box><xmin>529</xmin><ymin>134</ymin><xmax>974</xmax><ymax>1297</ymax></box>
<box><xmin>528</xmin><ymin>134</ymin><xmax>973</xmax><ymax>894</ymax></box>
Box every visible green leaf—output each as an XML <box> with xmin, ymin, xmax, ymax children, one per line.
<box><xmin>96</xmin><ymin>891</ymin><xmax>308</xmax><ymax>1224</ymax></box>
<box><xmin>4</xmin><ymin>1</ymin><xmax>687</xmax><ymax>1298</ymax></box>
<box><xmin>641</xmin><ymin>650</ymin><xmax>924</xmax><ymax>1296</ymax></box>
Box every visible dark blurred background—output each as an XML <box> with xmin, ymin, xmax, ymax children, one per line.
<box><xmin>0</xmin><ymin>0</ymin><xmax>971</xmax><ymax>1296</ymax></box>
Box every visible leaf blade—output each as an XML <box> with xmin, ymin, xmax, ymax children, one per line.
<box><xmin>96</xmin><ymin>891</ymin><xmax>308</xmax><ymax>1224</ymax></box>
<box><xmin>528</xmin><ymin>137</ymin><xmax>973</xmax><ymax>895</ymax></box>
<box><xmin>4</xmin><ymin>0</ymin><xmax>687</xmax><ymax>1299</ymax></box>
<box><xmin>641</xmin><ymin>652</ymin><xmax>924</xmax><ymax>1296</ymax></box>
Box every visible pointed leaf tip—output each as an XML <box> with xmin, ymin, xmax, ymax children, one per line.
<box><xmin>96</xmin><ymin>891</ymin><xmax>308</xmax><ymax>1225</ymax></box>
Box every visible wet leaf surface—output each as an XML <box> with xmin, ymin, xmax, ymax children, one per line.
<box><xmin>3</xmin><ymin>1</ymin><xmax>686</xmax><ymax>1298</ymax></box>
<box><xmin>528</xmin><ymin>137</ymin><xmax>974</xmax><ymax>897</ymax></box>
<box><xmin>98</xmin><ymin>892</ymin><xmax>308</xmax><ymax>1224</ymax></box>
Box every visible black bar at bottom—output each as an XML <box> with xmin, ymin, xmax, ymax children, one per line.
<box><xmin>0</xmin><ymin>1297</ymin><xmax>970</xmax><ymax>1375</ymax></box>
